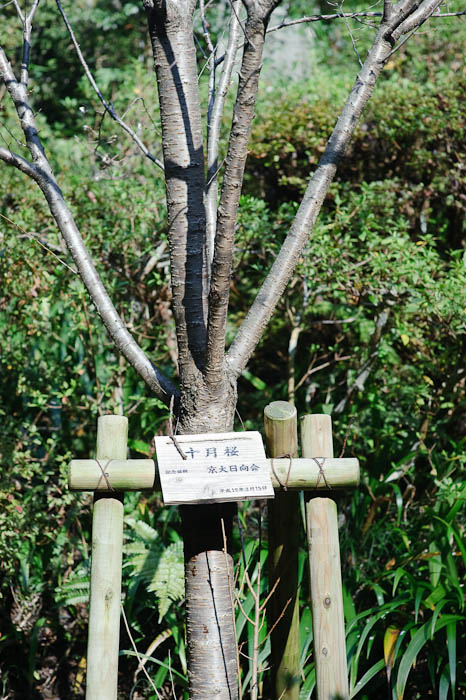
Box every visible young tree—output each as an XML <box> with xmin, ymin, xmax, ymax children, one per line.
<box><xmin>0</xmin><ymin>0</ymin><xmax>460</xmax><ymax>697</ymax></box>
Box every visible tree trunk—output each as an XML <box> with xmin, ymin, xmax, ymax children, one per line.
<box><xmin>143</xmin><ymin>3</ymin><xmax>241</xmax><ymax>694</ymax></box>
<box><xmin>181</xmin><ymin>503</ymin><xmax>238</xmax><ymax>700</ymax></box>
<box><xmin>177</xmin><ymin>377</ymin><xmax>239</xmax><ymax>699</ymax></box>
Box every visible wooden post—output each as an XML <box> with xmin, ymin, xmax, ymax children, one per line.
<box><xmin>86</xmin><ymin>415</ymin><xmax>127</xmax><ymax>700</ymax></box>
<box><xmin>264</xmin><ymin>401</ymin><xmax>300</xmax><ymax>700</ymax></box>
<box><xmin>301</xmin><ymin>414</ymin><xmax>349</xmax><ymax>700</ymax></box>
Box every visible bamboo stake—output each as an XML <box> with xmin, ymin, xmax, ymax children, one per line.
<box><xmin>86</xmin><ymin>415</ymin><xmax>127</xmax><ymax>700</ymax></box>
<box><xmin>300</xmin><ymin>414</ymin><xmax>348</xmax><ymax>700</ymax></box>
<box><xmin>264</xmin><ymin>401</ymin><xmax>300</xmax><ymax>700</ymax></box>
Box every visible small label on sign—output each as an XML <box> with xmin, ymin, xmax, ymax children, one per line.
<box><xmin>154</xmin><ymin>431</ymin><xmax>274</xmax><ymax>505</ymax></box>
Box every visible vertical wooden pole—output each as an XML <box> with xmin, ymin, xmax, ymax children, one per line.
<box><xmin>86</xmin><ymin>415</ymin><xmax>127</xmax><ymax>700</ymax></box>
<box><xmin>264</xmin><ymin>401</ymin><xmax>300</xmax><ymax>700</ymax></box>
<box><xmin>300</xmin><ymin>415</ymin><xmax>348</xmax><ymax>700</ymax></box>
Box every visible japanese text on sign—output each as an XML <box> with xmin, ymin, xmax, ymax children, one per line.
<box><xmin>154</xmin><ymin>432</ymin><xmax>274</xmax><ymax>505</ymax></box>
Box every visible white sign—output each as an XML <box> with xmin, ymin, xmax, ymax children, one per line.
<box><xmin>154</xmin><ymin>431</ymin><xmax>275</xmax><ymax>505</ymax></box>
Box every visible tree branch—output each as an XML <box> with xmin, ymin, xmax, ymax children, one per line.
<box><xmin>55</xmin><ymin>0</ymin><xmax>164</xmax><ymax>170</ymax></box>
<box><xmin>0</xmin><ymin>48</ymin><xmax>176</xmax><ymax>402</ymax></box>
<box><xmin>266</xmin><ymin>7</ymin><xmax>463</xmax><ymax>31</ymax></box>
<box><xmin>268</xmin><ymin>11</ymin><xmax>385</xmax><ymax>32</ymax></box>
<box><xmin>205</xmin><ymin>0</ymin><xmax>242</xmax><ymax>272</ymax></box>
<box><xmin>392</xmin><ymin>0</ymin><xmax>444</xmax><ymax>37</ymax></box>
<box><xmin>227</xmin><ymin>0</ymin><xmax>442</xmax><ymax>376</ymax></box>
<box><xmin>13</xmin><ymin>0</ymin><xmax>40</xmax><ymax>87</ymax></box>
<box><xmin>0</xmin><ymin>146</ymin><xmax>37</xmax><ymax>178</ymax></box>
<box><xmin>384</xmin><ymin>0</ymin><xmax>394</xmax><ymax>23</ymax></box>
<box><xmin>204</xmin><ymin>0</ymin><xmax>280</xmax><ymax>389</ymax></box>
<box><xmin>0</xmin><ymin>48</ymin><xmax>49</xmax><ymax>166</ymax></box>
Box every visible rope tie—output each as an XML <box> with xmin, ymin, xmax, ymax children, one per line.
<box><xmin>94</xmin><ymin>458</ymin><xmax>115</xmax><ymax>491</ymax></box>
<box><xmin>312</xmin><ymin>457</ymin><xmax>331</xmax><ymax>489</ymax></box>
<box><xmin>270</xmin><ymin>453</ymin><xmax>294</xmax><ymax>491</ymax></box>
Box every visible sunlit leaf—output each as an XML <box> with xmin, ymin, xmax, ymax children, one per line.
<box><xmin>384</xmin><ymin>626</ymin><xmax>400</xmax><ymax>685</ymax></box>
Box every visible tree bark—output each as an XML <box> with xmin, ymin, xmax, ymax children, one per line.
<box><xmin>181</xmin><ymin>504</ymin><xmax>238</xmax><ymax>700</ymax></box>
<box><xmin>205</xmin><ymin>0</ymin><xmax>242</xmax><ymax>271</ymax></box>
<box><xmin>144</xmin><ymin>0</ymin><xmax>209</xmax><ymax>390</ymax></box>
<box><xmin>205</xmin><ymin>1</ymin><xmax>279</xmax><ymax>389</ymax></box>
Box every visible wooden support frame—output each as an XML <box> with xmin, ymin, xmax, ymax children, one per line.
<box><xmin>70</xmin><ymin>410</ymin><xmax>358</xmax><ymax>699</ymax></box>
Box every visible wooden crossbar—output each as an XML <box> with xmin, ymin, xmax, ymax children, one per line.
<box><xmin>69</xmin><ymin>457</ymin><xmax>358</xmax><ymax>492</ymax></box>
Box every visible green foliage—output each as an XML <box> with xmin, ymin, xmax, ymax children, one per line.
<box><xmin>124</xmin><ymin>517</ymin><xmax>185</xmax><ymax>621</ymax></box>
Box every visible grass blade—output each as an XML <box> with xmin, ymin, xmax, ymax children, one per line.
<box><xmin>395</xmin><ymin>614</ymin><xmax>464</xmax><ymax>699</ymax></box>
<box><xmin>447</xmin><ymin>620</ymin><xmax>457</xmax><ymax>700</ymax></box>
<box><xmin>350</xmin><ymin>658</ymin><xmax>385</xmax><ymax>698</ymax></box>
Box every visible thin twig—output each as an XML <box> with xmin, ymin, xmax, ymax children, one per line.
<box><xmin>169</xmin><ymin>394</ymin><xmax>187</xmax><ymax>459</ymax></box>
<box><xmin>12</xmin><ymin>0</ymin><xmax>24</xmax><ymax>22</ymax></box>
<box><xmin>55</xmin><ymin>0</ymin><xmax>164</xmax><ymax>170</ymax></box>
<box><xmin>200</xmin><ymin>0</ymin><xmax>217</xmax><ymax>130</ymax></box>
<box><xmin>120</xmin><ymin>603</ymin><xmax>163</xmax><ymax>700</ymax></box>
<box><xmin>261</xmin><ymin>597</ymin><xmax>292</xmax><ymax>644</ymax></box>
<box><xmin>168</xmin><ymin>650</ymin><xmax>178</xmax><ymax>700</ymax></box>
<box><xmin>341</xmin><ymin>4</ymin><xmax>364</xmax><ymax>66</ymax></box>
<box><xmin>388</xmin><ymin>18</ymin><xmax>423</xmax><ymax>54</ymax></box>
<box><xmin>260</xmin><ymin>574</ymin><xmax>281</xmax><ymax>613</ymax></box>
<box><xmin>338</xmin><ymin>414</ymin><xmax>355</xmax><ymax>458</ymax></box>
<box><xmin>235</xmin><ymin>591</ymin><xmax>255</xmax><ymax>625</ymax></box>
<box><xmin>250</xmin><ymin>557</ymin><xmax>261</xmax><ymax>700</ymax></box>
<box><xmin>227</xmin><ymin>0</ymin><xmax>249</xmax><ymax>41</ymax></box>
<box><xmin>267</xmin><ymin>8</ymin><xmax>465</xmax><ymax>32</ymax></box>
<box><xmin>294</xmin><ymin>354</ymin><xmax>352</xmax><ymax>393</ymax></box>
<box><xmin>79</xmin><ymin>292</ymin><xmax>102</xmax><ymax>398</ymax></box>
<box><xmin>0</xmin><ymin>212</ymin><xmax>78</xmax><ymax>274</ymax></box>
<box><xmin>221</xmin><ymin>518</ymin><xmax>242</xmax><ymax>700</ymax></box>
<box><xmin>13</xmin><ymin>0</ymin><xmax>40</xmax><ymax>87</ymax></box>
<box><xmin>133</xmin><ymin>628</ymin><xmax>173</xmax><ymax>685</ymax></box>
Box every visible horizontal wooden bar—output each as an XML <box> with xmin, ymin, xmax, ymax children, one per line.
<box><xmin>68</xmin><ymin>457</ymin><xmax>359</xmax><ymax>493</ymax></box>
<box><xmin>267</xmin><ymin>457</ymin><xmax>359</xmax><ymax>491</ymax></box>
<box><xmin>69</xmin><ymin>459</ymin><xmax>156</xmax><ymax>491</ymax></box>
